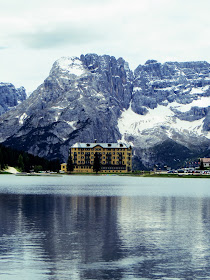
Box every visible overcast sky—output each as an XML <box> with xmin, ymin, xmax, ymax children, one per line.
<box><xmin>0</xmin><ymin>0</ymin><xmax>210</xmax><ymax>93</ymax></box>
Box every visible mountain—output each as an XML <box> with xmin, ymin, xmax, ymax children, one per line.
<box><xmin>0</xmin><ymin>83</ymin><xmax>27</xmax><ymax>115</ymax></box>
<box><xmin>119</xmin><ymin>60</ymin><xmax>210</xmax><ymax>168</ymax></box>
<box><xmin>0</xmin><ymin>54</ymin><xmax>209</xmax><ymax>169</ymax></box>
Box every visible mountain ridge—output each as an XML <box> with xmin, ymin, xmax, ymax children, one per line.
<box><xmin>0</xmin><ymin>54</ymin><xmax>209</xmax><ymax>168</ymax></box>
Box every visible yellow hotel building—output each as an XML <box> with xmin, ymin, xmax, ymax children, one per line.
<box><xmin>61</xmin><ymin>142</ymin><xmax>132</xmax><ymax>173</ymax></box>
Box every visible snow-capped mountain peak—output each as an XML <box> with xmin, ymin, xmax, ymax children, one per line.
<box><xmin>0</xmin><ymin>54</ymin><xmax>209</xmax><ymax>169</ymax></box>
<box><xmin>50</xmin><ymin>56</ymin><xmax>88</xmax><ymax>77</ymax></box>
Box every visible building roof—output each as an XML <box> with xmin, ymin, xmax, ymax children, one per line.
<box><xmin>200</xmin><ymin>158</ymin><xmax>210</xmax><ymax>163</ymax></box>
<box><xmin>71</xmin><ymin>142</ymin><xmax>132</xmax><ymax>149</ymax></box>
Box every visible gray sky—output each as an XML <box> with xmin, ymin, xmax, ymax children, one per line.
<box><xmin>0</xmin><ymin>0</ymin><xmax>210</xmax><ymax>93</ymax></box>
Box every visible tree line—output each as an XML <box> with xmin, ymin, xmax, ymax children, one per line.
<box><xmin>0</xmin><ymin>144</ymin><xmax>60</xmax><ymax>172</ymax></box>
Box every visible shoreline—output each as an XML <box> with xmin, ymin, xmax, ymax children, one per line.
<box><xmin>1</xmin><ymin>171</ymin><xmax>209</xmax><ymax>178</ymax></box>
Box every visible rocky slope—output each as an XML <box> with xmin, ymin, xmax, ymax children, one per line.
<box><xmin>0</xmin><ymin>83</ymin><xmax>26</xmax><ymax>115</ymax></box>
<box><xmin>119</xmin><ymin>60</ymin><xmax>210</xmax><ymax>168</ymax></box>
<box><xmin>0</xmin><ymin>54</ymin><xmax>209</xmax><ymax>168</ymax></box>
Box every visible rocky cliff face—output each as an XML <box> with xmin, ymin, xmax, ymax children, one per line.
<box><xmin>0</xmin><ymin>83</ymin><xmax>26</xmax><ymax>115</ymax></box>
<box><xmin>0</xmin><ymin>54</ymin><xmax>209</xmax><ymax>168</ymax></box>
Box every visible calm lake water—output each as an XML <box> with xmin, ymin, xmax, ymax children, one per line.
<box><xmin>0</xmin><ymin>175</ymin><xmax>210</xmax><ymax>280</ymax></box>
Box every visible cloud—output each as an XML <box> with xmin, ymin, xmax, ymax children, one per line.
<box><xmin>17</xmin><ymin>25</ymin><xmax>103</xmax><ymax>49</ymax></box>
<box><xmin>0</xmin><ymin>0</ymin><xmax>210</xmax><ymax>92</ymax></box>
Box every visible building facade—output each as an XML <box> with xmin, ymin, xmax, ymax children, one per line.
<box><xmin>61</xmin><ymin>142</ymin><xmax>132</xmax><ymax>173</ymax></box>
<box><xmin>200</xmin><ymin>158</ymin><xmax>210</xmax><ymax>168</ymax></box>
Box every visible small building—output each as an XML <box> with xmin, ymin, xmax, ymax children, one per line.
<box><xmin>200</xmin><ymin>158</ymin><xmax>210</xmax><ymax>168</ymax></box>
<box><xmin>61</xmin><ymin>142</ymin><xmax>132</xmax><ymax>173</ymax></box>
<box><xmin>60</xmin><ymin>163</ymin><xmax>67</xmax><ymax>172</ymax></box>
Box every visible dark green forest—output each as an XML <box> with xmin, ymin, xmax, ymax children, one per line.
<box><xmin>0</xmin><ymin>144</ymin><xmax>60</xmax><ymax>173</ymax></box>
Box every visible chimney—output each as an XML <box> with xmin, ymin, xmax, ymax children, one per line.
<box><xmin>94</xmin><ymin>139</ymin><xmax>97</xmax><ymax>143</ymax></box>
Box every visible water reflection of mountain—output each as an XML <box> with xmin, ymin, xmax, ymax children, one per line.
<box><xmin>0</xmin><ymin>195</ymin><xmax>124</xmax><ymax>279</ymax></box>
<box><xmin>1</xmin><ymin>194</ymin><xmax>210</xmax><ymax>279</ymax></box>
<box><xmin>117</xmin><ymin>196</ymin><xmax>210</xmax><ymax>278</ymax></box>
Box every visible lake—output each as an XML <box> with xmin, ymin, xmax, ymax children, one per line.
<box><xmin>0</xmin><ymin>175</ymin><xmax>210</xmax><ymax>280</ymax></box>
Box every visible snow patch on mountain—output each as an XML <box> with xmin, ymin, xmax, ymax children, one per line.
<box><xmin>19</xmin><ymin>113</ymin><xmax>27</xmax><ymax>125</ymax></box>
<box><xmin>170</xmin><ymin>117</ymin><xmax>205</xmax><ymax>136</ymax></box>
<box><xmin>55</xmin><ymin>112</ymin><xmax>61</xmax><ymax>122</ymax></box>
<box><xmin>118</xmin><ymin>104</ymin><xmax>172</xmax><ymax>133</ymax></box>
<box><xmin>170</xmin><ymin>97</ymin><xmax>210</xmax><ymax>112</ymax></box>
<box><xmin>56</xmin><ymin>57</ymin><xmax>86</xmax><ymax>76</ymax></box>
<box><xmin>66</xmin><ymin>121</ymin><xmax>77</xmax><ymax>130</ymax></box>
<box><xmin>51</xmin><ymin>105</ymin><xmax>67</xmax><ymax>110</ymax></box>
<box><xmin>190</xmin><ymin>86</ymin><xmax>209</xmax><ymax>95</ymax></box>
<box><xmin>118</xmin><ymin>101</ymin><xmax>210</xmax><ymax>142</ymax></box>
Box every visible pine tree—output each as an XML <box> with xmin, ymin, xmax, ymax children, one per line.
<box><xmin>93</xmin><ymin>152</ymin><xmax>101</xmax><ymax>173</ymax></box>
<box><xmin>0</xmin><ymin>148</ymin><xmax>5</xmax><ymax>170</ymax></box>
<box><xmin>18</xmin><ymin>154</ymin><xmax>24</xmax><ymax>171</ymax></box>
<box><xmin>34</xmin><ymin>165</ymin><xmax>43</xmax><ymax>173</ymax></box>
<box><xmin>49</xmin><ymin>159</ymin><xmax>60</xmax><ymax>172</ymax></box>
<box><xmin>23</xmin><ymin>153</ymin><xmax>30</xmax><ymax>172</ymax></box>
<box><xmin>67</xmin><ymin>154</ymin><xmax>74</xmax><ymax>172</ymax></box>
<box><xmin>200</xmin><ymin>159</ymin><xmax>205</xmax><ymax>170</ymax></box>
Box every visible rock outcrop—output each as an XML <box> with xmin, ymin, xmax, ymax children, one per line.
<box><xmin>0</xmin><ymin>83</ymin><xmax>26</xmax><ymax>115</ymax></box>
